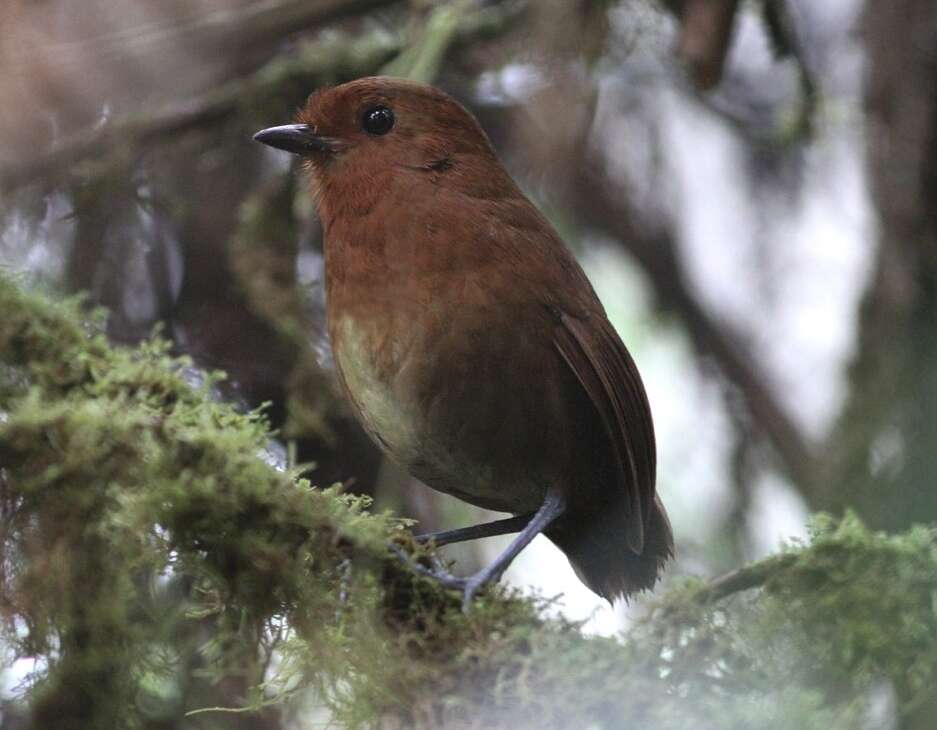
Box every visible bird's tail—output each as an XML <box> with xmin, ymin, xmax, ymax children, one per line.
<box><xmin>547</xmin><ymin>494</ymin><xmax>674</xmax><ymax>602</ymax></box>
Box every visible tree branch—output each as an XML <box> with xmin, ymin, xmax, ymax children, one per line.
<box><xmin>568</xmin><ymin>163</ymin><xmax>818</xmax><ymax>489</ymax></box>
<box><xmin>691</xmin><ymin>552</ymin><xmax>797</xmax><ymax>604</ymax></box>
<box><xmin>674</xmin><ymin>0</ymin><xmax>741</xmax><ymax>90</ymax></box>
<box><xmin>0</xmin><ymin>1</ymin><xmax>525</xmax><ymax>193</ymax></box>
<box><xmin>8</xmin><ymin>0</ymin><xmax>403</xmax><ymax>71</ymax></box>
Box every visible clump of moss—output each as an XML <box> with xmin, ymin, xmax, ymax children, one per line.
<box><xmin>0</xmin><ymin>275</ymin><xmax>406</xmax><ymax>726</ymax></box>
<box><xmin>758</xmin><ymin>515</ymin><xmax>937</xmax><ymax>719</ymax></box>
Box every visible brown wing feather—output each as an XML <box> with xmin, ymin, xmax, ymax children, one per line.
<box><xmin>553</xmin><ymin>310</ymin><xmax>656</xmax><ymax>554</ymax></box>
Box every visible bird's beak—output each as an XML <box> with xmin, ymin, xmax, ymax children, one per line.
<box><xmin>252</xmin><ymin>124</ymin><xmax>338</xmax><ymax>155</ymax></box>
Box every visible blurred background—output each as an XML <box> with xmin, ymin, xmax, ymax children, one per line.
<box><xmin>1</xmin><ymin>0</ymin><xmax>934</xmax><ymax>701</ymax></box>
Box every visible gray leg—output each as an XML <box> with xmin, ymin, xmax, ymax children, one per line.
<box><xmin>415</xmin><ymin>513</ymin><xmax>534</xmax><ymax>547</ymax></box>
<box><xmin>396</xmin><ymin>490</ymin><xmax>567</xmax><ymax>610</ymax></box>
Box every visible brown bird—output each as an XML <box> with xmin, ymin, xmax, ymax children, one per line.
<box><xmin>254</xmin><ymin>77</ymin><xmax>673</xmax><ymax>606</ymax></box>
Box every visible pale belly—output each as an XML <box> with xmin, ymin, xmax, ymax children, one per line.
<box><xmin>331</xmin><ymin>314</ymin><xmax>548</xmax><ymax>513</ymax></box>
<box><xmin>332</xmin><ymin>315</ymin><xmax>426</xmax><ymax>465</ymax></box>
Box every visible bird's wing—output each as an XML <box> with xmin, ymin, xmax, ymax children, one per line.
<box><xmin>552</xmin><ymin>309</ymin><xmax>656</xmax><ymax>554</ymax></box>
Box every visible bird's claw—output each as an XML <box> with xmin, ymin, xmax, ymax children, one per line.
<box><xmin>459</xmin><ymin>575</ymin><xmax>487</xmax><ymax>611</ymax></box>
<box><xmin>387</xmin><ymin>543</ymin><xmax>492</xmax><ymax>611</ymax></box>
<box><xmin>426</xmin><ymin>571</ymin><xmax>489</xmax><ymax>612</ymax></box>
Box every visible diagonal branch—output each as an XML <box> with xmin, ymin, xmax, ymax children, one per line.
<box><xmin>690</xmin><ymin>551</ymin><xmax>797</xmax><ymax>604</ymax></box>
<box><xmin>567</xmin><ymin>163</ymin><xmax>818</xmax><ymax>491</ymax></box>
<box><xmin>478</xmin><ymin>85</ymin><xmax>817</xmax><ymax>494</ymax></box>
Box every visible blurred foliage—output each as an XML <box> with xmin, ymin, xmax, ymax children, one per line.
<box><xmin>0</xmin><ymin>275</ymin><xmax>935</xmax><ymax>729</ymax></box>
<box><xmin>228</xmin><ymin>170</ymin><xmax>337</xmax><ymax>443</ymax></box>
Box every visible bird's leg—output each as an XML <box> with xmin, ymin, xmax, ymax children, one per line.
<box><xmin>415</xmin><ymin>512</ymin><xmax>535</xmax><ymax>547</ymax></box>
<box><xmin>395</xmin><ymin>491</ymin><xmax>567</xmax><ymax>610</ymax></box>
<box><xmin>456</xmin><ymin>491</ymin><xmax>566</xmax><ymax>607</ymax></box>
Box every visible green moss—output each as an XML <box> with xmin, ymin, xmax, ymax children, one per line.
<box><xmin>758</xmin><ymin>515</ymin><xmax>937</xmax><ymax>708</ymax></box>
<box><xmin>0</xmin><ymin>276</ymin><xmax>404</xmax><ymax>726</ymax></box>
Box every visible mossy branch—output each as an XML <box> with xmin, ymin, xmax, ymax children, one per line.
<box><xmin>691</xmin><ymin>552</ymin><xmax>799</xmax><ymax>604</ymax></box>
<box><xmin>2</xmin><ymin>275</ymin><xmax>937</xmax><ymax>729</ymax></box>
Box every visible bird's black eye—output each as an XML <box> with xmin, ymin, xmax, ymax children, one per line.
<box><xmin>361</xmin><ymin>105</ymin><xmax>395</xmax><ymax>136</ymax></box>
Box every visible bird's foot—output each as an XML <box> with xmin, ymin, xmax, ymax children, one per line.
<box><xmin>458</xmin><ymin>573</ymin><xmax>490</xmax><ymax>611</ymax></box>
<box><xmin>388</xmin><ymin>543</ymin><xmax>497</xmax><ymax>611</ymax></box>
<box><xmin>427</xmin><ymin>570</ymin><xmax>493</xmax><ymax>612</ymax></box>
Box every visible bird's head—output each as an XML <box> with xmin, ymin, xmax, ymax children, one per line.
<box><xmin>253</xmin><ymin>77</ymin><xmax>505</xmax><ymax>209</ymax></box>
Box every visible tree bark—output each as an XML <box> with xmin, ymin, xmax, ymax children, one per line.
<box><xmin>814</xmin><ymin>0</ymin><xmax>937</xmax><ymax>533</ymax></box>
